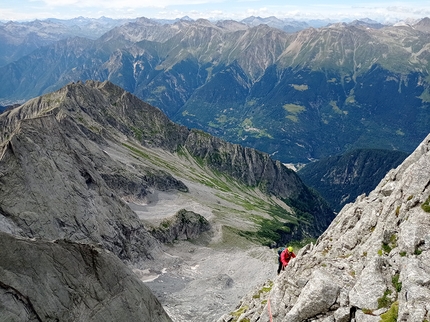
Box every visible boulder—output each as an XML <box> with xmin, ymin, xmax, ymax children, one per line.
<box><xmin>149</xmin><ymin>209</ymin><xmax>211</xmax><ymax>243</ymax></box>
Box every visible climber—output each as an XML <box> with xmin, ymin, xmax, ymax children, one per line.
<box><xmin>277</xmin><ymin>246</ymin><xmax>296</xmax><ymax>274</ymax></box>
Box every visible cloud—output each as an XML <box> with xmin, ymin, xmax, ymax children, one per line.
<box><xmin>39</xmin><ymin>0</ymin><xmax>225</xmax><ymax>9</ymax></box>
<box><xmin>386</xmin><ymin>6</ymin><xmax>430</xmax><ymax>16</ymax></box>
<box><xmin>4</xmin><ymin>0</ymin><xmax>430</xmax><ymax>22</ymax></box>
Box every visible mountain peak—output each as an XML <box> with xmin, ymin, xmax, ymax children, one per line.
<box><xmin>414</xmin><ymin>16</ymin><xmax>430</xmax><ymax>32</ymax></box>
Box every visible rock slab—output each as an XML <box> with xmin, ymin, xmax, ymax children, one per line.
<box><xmin>0</xmin><ymin>232</ymin><xmax>172</xmax><ymax>322</ymax></box>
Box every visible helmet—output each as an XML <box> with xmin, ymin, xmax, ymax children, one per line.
<box><xmin>287</xmin><ymin>246</ymin><xmax>293</xmax><ymax>252</ymax></box>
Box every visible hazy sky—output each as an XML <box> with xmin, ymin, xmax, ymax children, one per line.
<box><xmin>1</xmin><ymin>0</ymin><xmax>430</xmax><ymax>22</ymax></box>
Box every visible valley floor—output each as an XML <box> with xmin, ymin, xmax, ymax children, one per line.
<box><xmin>140</xmin><ymin>239</ymin><xmax>275</xmax><ymax>322</ymax></box>
<box><xmin>121</xmin><ymin>179</ymin><xmax>275</xmax><ymax>321</ymax></box>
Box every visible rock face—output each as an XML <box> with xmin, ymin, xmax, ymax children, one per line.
<box><xmin>0</xmin><ymin>112</ymin><xmax>162</xmax><ymax>261</ymax></box>
<box><xmin>219</xmin><ymin>133</ymin><xmax>430</xmax><ymax>321</ymax></box>
<box><xmin>0</xmin><ymin>232</ymin><xmax>172</xmax><ymax>322</ymax></box>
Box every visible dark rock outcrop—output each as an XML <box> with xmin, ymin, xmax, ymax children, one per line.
<box><xmin>0</xmin><ymin>232</ymin><xmax>172</xmax><ymax>322</ymax></box>
<box><xmin>149</xmin><ymin>209</ymin><xmax>211</xmax><ymax>243</ymax></box>
<box><xmin>100</xmin><ymin>168</ymin><xmax>189</xmax><ymax>199</ymax></box>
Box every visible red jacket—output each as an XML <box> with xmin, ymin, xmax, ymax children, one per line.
<box><xmin>280</xmin><ymin>249</ymin><xmax>296</xmax><ymax>267</ymax></box>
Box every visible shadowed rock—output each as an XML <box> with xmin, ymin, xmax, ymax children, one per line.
<box><xmin>0</xmin><ymin>232</ymin><xmax>172</xmax><ymax>322</ymax></box>
<box><xmin>0</xmin><ymin>114</ymin><xmax>161</xmax><ymax>261</ymax></box>
<box><xmin>149</xmin><ymin>209</ymin><xmax>211</xmax><ymax>243</ymax></box>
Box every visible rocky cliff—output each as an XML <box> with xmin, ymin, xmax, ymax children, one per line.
<box><xmin>0</xmin><ymin>107</ymin><xmax>163</xmax><ymax>261</ymax></box>
<box><xmin>219</xmin><ymin>133</ymin><xmax>430</xmax><ymax>321</ymax></box>
<box><xmin>0</xmin><ymin>232</ymin><xmax>172</xmax><ymax>322</ymax></box>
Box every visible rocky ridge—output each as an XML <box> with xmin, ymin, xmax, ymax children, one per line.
<box><xmin>219</xmin><ymin>133</ymin><xmax>430</xmax><ymax>321</ymax></box>
<box><xmin>0</xmin><ymin>80</ymin><xmax>333</xmax><ymax>247</ymax></box>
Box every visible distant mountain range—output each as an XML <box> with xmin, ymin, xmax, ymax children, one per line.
<box><xmin>0</xmin><ymin>15</ymin><xmax>329</xmax><ymax>68</ymax></box>
<box><xmin>0</xmin><ymin>17</ymin><xmax>136</xmax><ymax>67</ymax></box>
<box><xmin>0</xmin><ymin>15</ymin><xmax>337</xmax><ymax>68</ymax></box>
<box><xmin>1</xmin><ymin>16</ymin><xmax>429</xmax><ymax>163</ymax></box>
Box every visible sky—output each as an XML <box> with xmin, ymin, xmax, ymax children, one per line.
<box><xmin>1</xmin><ymin>0</ymin><xmax>430</xmax><ymax>23</ymax></box>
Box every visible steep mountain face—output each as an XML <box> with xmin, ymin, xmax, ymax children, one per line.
<box><xmin>0</xmin><ymin>98</ymin><xmax>167</xmax><ymax>261</ymax></box>
<box><xmin>413</xmin><ymin>17</ymin><xmax>430</xmax><ymax>33</ymax></box>
<box><xmin>218</xmin><ymin>133</ymin><xmax>430</xmax><ymax>321</ymax></box>
<box><xmin>298</xmin><ymin>149</ymin><xmax>408</xmax><ymax>212</ymax></box>
<box><xmin>1</xmin><ymin>18</ymin><xmax>429</xmax><ymax>162</ymax></box>
<box><xmin>0</xmin><ymin>80</ymin><xmax>333</xmax><ymax>249</ymax></box>
<box><xmin>181</xmin><ymin>23</ymin><xmax>430</xmax><ymax>163</ymax></box>
<box><xmin>0</xmin><ymin>232</ymin><xmax>172</xmax><ymax>322</ymax></box>
<box><xmin>0</xmin><ymin>80</ymin><xmax>335</xmax><ymax>320</ymax></box>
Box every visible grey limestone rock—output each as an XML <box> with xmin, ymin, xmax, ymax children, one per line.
<box><xmin>0</xmin><ymin>232</ymin><xmax>172</xmax><ymax>322</ymax></box>
<box><xmin>348</xmin><ymin>258</ymin><xmax>387</xmax><ymax>309</ymax></box>
<box><xmin>284</xmin><ymin>270</ymin><xmax>340</xmax><ymax>321</ymax></box>
<box><xmin>220</xmin><ymin>133</ymin><xmax>430</xmax><ymax>321</ymax></box>
<box><xmin>0</xmin><ymin>114</ymin><xmax>161</xmax><ymax>261</ymax></box>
